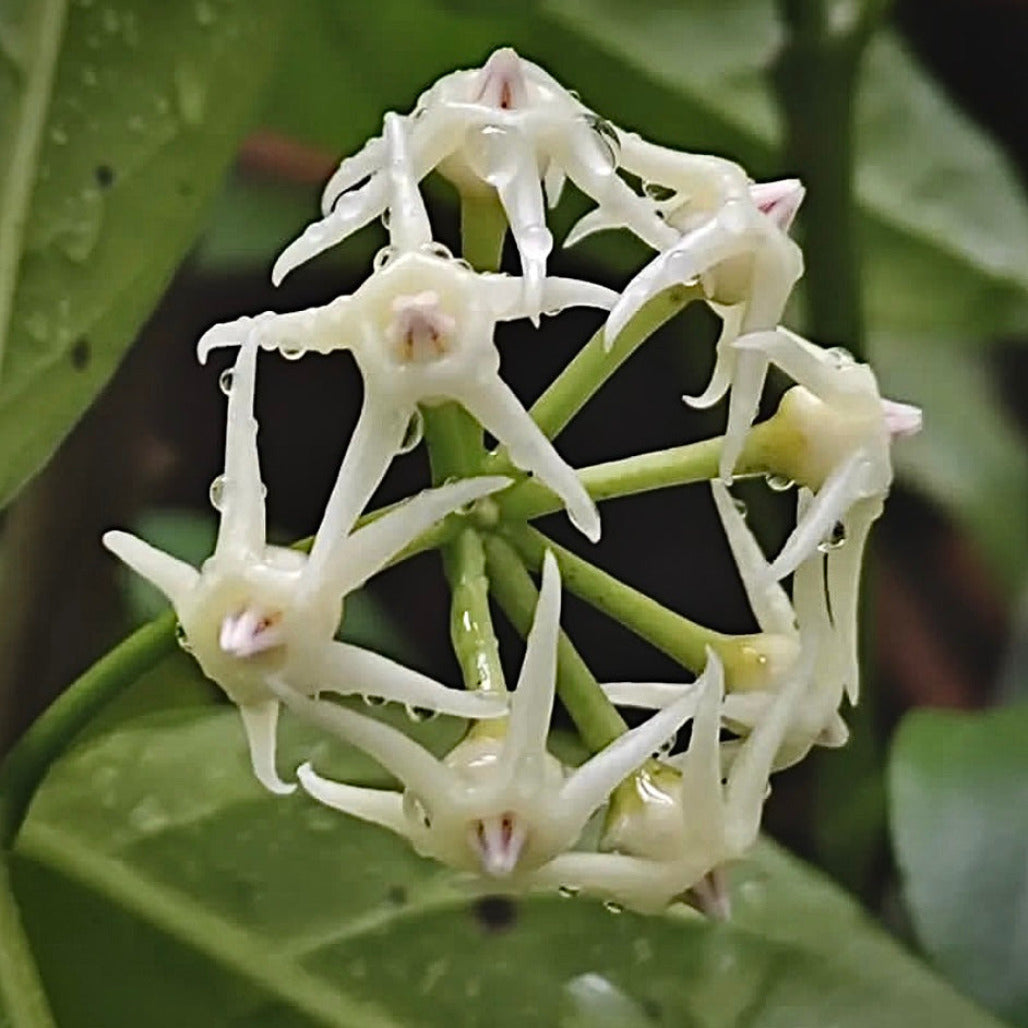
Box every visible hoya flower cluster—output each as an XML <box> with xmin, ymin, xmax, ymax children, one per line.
<box><xmin>105</xmin><ymin>48</ymin><xmax>920</xmax><ymax>915</ymax></box>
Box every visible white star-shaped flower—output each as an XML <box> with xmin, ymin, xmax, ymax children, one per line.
<box><xmin>103</xmin><ymin>335</ymin><xmax>508</xmax><ymax>794</ymax></box>
<box><xmin>571</xmin><ymin>133</ymin><xmax>805</xmax><ymax>480</ymax></box>
<box><xmin>283</xmin><ymin>552</ymin><xmax>699</xmax><ymax>880</ymax></box>
<box><xmin>529</xmin><ymin>649</ymin><xmax>805</xmax><ymax>914</ymax></box>
<box><xmin>271</xmin><ymin>47</ymin><xmax>675</xmax><ymax>310</ymax></box>
<box><xmin>199</xmin><ymin>113</ymin><xmax>614</xmax><ymax>542</ymax></box>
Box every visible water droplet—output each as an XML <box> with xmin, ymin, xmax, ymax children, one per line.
<box><xmin>817</xmin><ymin>521</ymin><xmax>847</xmax><ymax>553</ymax></box>
<box><xmin>373</xmin><ymin>245</ymin><xmax>398</xmax><ymax>271</ymax></box>
<box><xmin>128</xmin><ymin>795</ymin><xmax>169</xmax><ymax>834</ymax></box>
<box><xmin>765</xmin><ymin>473</ymin><xmax>794</xmax><ymax>492</ymax></box>
<box><xmin>558</xmin><ymin>885</ymin><xmax>580</xmax><ymax>899</ymax></box>
<box><xmin>173</xmin><ymin>63</ymin><xmax>206</xmax><ymax>126</ymax></box>
<box><xmin>520</xmin><ymin>224</ymin><xmax>552</xmax><ymax>260</ymax></box>
<box><xmin>643</xmin><ymin>181</ymin><xmax>676</xmax><ymax>202</ymax></box>
<box><xmin>218</xmin><ymin>368</ymin><xmax>234</xmax><ymax>395</ymax></box>
<box><xmin>420</xmin><ymin>241</ymin><xmax>453</xmax><ymax>261</ymax></box>
<box><xmin>49</xmin><ymin>126</ymin><xmax>67</xmax><ymax>145</ymax></box>
<box><xmin>194</xmin><ymin>0</ymin><xmax>215</xmax><ymax>25</ymax></box>
<box><xmin>405</xmin><ymin>704</ymin><xmax>437</xmax><ymax>723</ymax></box>
<box><xmin>398</xmin><ymin>410</ymin><xmax>424</xmax><ymax>453</ymax></box>
<box><xmin>584</xmin><ymin>113</ymin><xmax>620</xmax><ymax>166</ymax></box>
<box><xmin>380</xmin><ymin>207</ymin><xmax>391</xmax><ymax>229</ymax></box>
<box><xmin>278</xmin><ymin>346</ymin><xmax>304</xmax><ymax>361</ymax></box>
<box><xmin>209</xmin><ymin>474</ymin><xmax>226</xmax><ymax>510</ymax></box>
<box><xmin>362</xmin><ymin>694</ymin><xmax>385</xmax><ymax>707</ymax></box>
<box><xmin>174</xmin><ymin>622</ymin><xmax>193</xmax><ymax>653</ymax></box>
<box><xmin>653</xmin><ymin>731</ymin><xmax>677</xmax><ymax>759</ymax></box>
<box><xmin>603</xmin><ymin>899</ymin><xmax>624</xmax><ymax>914</ymax></box>
<box><xmin>403</xmin><ymin>792</ymin><xmax>431</xmax><ymax>828</ymax></box>
<box><xmin>732</xmin><ymin>498</ymin><xmax>748</xmax><ymax>517</ymax></box>
<box><xmin>826</xmin><ymin>346</ymin><xmax>855</xmax><ymax>368</ymax></box>
<box><xmin>48</xmin><ymin>186</ymin><xmax>105</xmax><ymax>262</ymax></box>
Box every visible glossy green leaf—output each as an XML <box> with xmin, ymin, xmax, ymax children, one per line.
<box><xmin>6</xmin><ymin>661</ymin><xmax>1002</xmax><ymax>1027</ymax></box>
<box><xmin>0</xmin><ymin>0</ymin><xmax>283</xmax><ymax>508</ymax></box>
<box><xmin>890</xmin><ymin>705</ymin><xmax>1028</xmax><ymax>1026</ymax></box>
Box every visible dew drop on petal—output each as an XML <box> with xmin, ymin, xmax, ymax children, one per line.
<box><xmin>765</xmin><ymin>473</ymin><xmax>794</xmax><ymax>493</ymax></box>
<box><xmin>362</xmin><ymin>694</ymin><xmax>386</xmax><ymax>707</ymax></box>
<box><xmin>603</xmin><ymin>900</ymin><xmax>625</xmax><ymax>914</ymax></box>
<box><xmin>643</xmin><ymin>181</ymin><xmax>676</xmax><ymax>202</ymax></box>
<box><xmin>373</xmin><ymin>245</ymin><xmax>398</xmax><ymax>271</ymax></box>
<box><xmin>817</xmin><ymin>521</ymin><xmax>847</xmax><ymax>553</ymax></box>
<box><xmin>209</xmin><ymin>474</ymin><xmax>226</xmax><ymax>511</ymax></box>
<box><xmin>420</xmin><ymin>241</ymin><xmax>453</xmax><ymax>261</ymax></box>
<box><xmin>825</xmin><ymin>346</ymin><xmax>855</xmax><ymax>368</ymax></box>
<box><xmin>558</xmin><ymin>885</ymin><xmax>580</xmax><ymax>899</ymax></box>
<box><xmin>405</xmin><ymin>704</ymin><xmax>438</xmax><ymax>723</ymax></box>
<box><xmin>218</xmin><ymin>368</ymin><xmax>234</xmax><ymax>395</ymax></box>
<box><xmin>732</xmin><ymin>498</ymin><xmax>748</xmax><ymax>518</ymax></box>
<box><xmin>279</xmin><ymin>346</ymin><xmax>304</xmax><ymax>361</ymax></box>
<box><xmin>584</xmin><ymin>114</ymin><xmax>620</xmax><ymax>167</ymax></box>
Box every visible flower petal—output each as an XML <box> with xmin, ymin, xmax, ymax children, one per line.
<box><xmin>383</xmin><ymin>112</ymin><xmax>433</xmax><ymax>253</ymax></box>
<box><xmin>710</xmin><ymin>481</ymin><xmax>795</xmax><ymax>635</ymax></box>
<box><xmin>683</xmin><ymin>304</ymin><xmax>742</xmax><ymax>409</ymax></box>
<box><xmin>719</xmin><ymin>345</ymin><xmax>770</xmax><ymax>481</ymax></box>
<box><xmin>102</xmin><ymin>530</ymin><xmax>198</xmax><ymax>608</ymax></box>
<box><xmin>504</xmin><ymin>550</ymin><xmax>561</xmax><ymax>772</ymax></box>
<box><xmin>238</xmin><ymin>700</ymin><xmax>296</xmax><ymax>795</ymax></box>
<box><xmin>558</xmin><ymin>681</ymin><xmax>700</xmax><ymax>828</ymax></box>
<box><xmin>321</xmin><ymin>135</ymin><xmax>387</xmax><ymax>216</ymax></box>
<box><xmin>310</xmin><ymin>641</ymin><xmax>507</xmax><ymax>719</ymax></box>
<box><xmin>455</xmin><ymin>376</ymin><xmax>600</xmax><ymax>542</ymax></box>
<box><xmin>599</xmin><ymin>681</ymin><xmax>702</xmax><ymax>711</ymax></box>
<box><xmin>320</xmin><ymin>474</ymin><xmax>511</xmax><ymax>597</ymax></box>
<box><xmin>213</xmin><ymin>335</ymin><xmax>266</xmax><ymax>562</ymax></box>
<box><xmin>297</xmin><ymin>762</ymin><xmax>409</xmax><ymax>835</ymax></box>
<box><xmin>267</xmin><ymin>677</ymin><xmax>455</xmax><ymax>806</ymax></box>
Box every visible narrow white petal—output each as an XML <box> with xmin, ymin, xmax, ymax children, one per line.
<box><xmin>749</xmin><ymin>178</ymin><xmax>805</xmax><ymax>232</ymax></box>
<box><xmin>304</xmin><ymin>391</ymin><xmax>411</xmax><ymax>588</ymax></box>
<box><xmin>723</xmin><ymin>657</ymin><xmax>808</xmax><ymax>851</ymax></box>
<box><xmin>543</xmin><ymin>161</ymin><xmax>566</xmax><ymax>209</ymax></box>
<box><xmin>556</xmin><ymin>122</ymin><xmax>676</xmax><ymax>252</ymax></box>
<box><xmin>532</xmin><ymin>851</ymin><xmax>666</xmax><ymax>912</ymax></box>
<box><xmin>383</xmin><ymin>112</ymin><xmax>433</xmax><ymax>252</ymax></box>
<box><xmin>537</xmin><ymin>277</ymin><xmax>619</xmax><ymax>316</ymax></box>
<box><xmin>710</xmin><ymin>482</ymin><xmax>795</xmax><ymax>635</ymax></box>
<box><xmin>604</xmin><ymin>251</ymin><xmax>676</xmax><ymax>349</ymax></box>
<box><xmin>719</xmin><ymin>346</ymin><xmax>770</xmax><ymax>481</ymax></box>
<box><xmin>456</xmin><ymin>376</ymin><xmax>600</xmax><ymax>542</ymax></box>
<box><xmin>599</xmin><ymin>681</ymin><xmax>701</xmax><ymax>711</ymax></box>
<box><xmin>102</xmin><ymin>530</ymin><xmax>198</xmax><ymax>608</ymax></box>
<box><xmin>310</xmin><ymin>641</ymin><xmax>507</xmax><ymax>719</ymax></box>
<box><xmin>738</xmin><ymin>326</ymin><xmax>848</xmax><ymax>397</ymax></box>
<box><xmin>559</xmin><ymin>682</ymin><xmax>700</xmax><ymax>826</ymax></box>
<box><xmin>214</xmin><ymin>335</ymin><xmax>266</xmax><ymax>562</ymax></box>
<box><xmin>324</xmin><ymin>475</ymin><xmax>511</xmax><ymax>596</ymax></box>
<box><xmin>297</xmin><ymin>762</ymin><xmax>409</xmax><ymax>835</ymax></box>
<box><xmin>504</xmin><ymin>551</ymin><xmax>560</xmax><ymax>771</ymax></box>
<box><xmin>768</xmin><ymin>452</ymin><xmax>866</xmax><ymax>581</ymax></box>
<box><xmin>683</xmin><ymin>304</ymin><xmax>743</xmax><ymax>409</ymax></box>
<box><xmin>238</xmin><ymin>700</ymin><xmax>295</xmax><ymax>795</ymax></box>
<box><xmin>272</xmin><ymin>176</ymin><xmax>389</xmax><ymax>285</ymax></box>
<box><xmin>563</xmin><ymin>206</ymin><xmax>624</xmax><ymax>249</ymax></box>
<box><xmin>825</xmin><ymin>499</ymin><xmax>878</xmax><ymax>705</ymax></box>
<box><xmin>321</xmin><ymin>135</ymin><xmax>387</xmax><ymax>215</ymax></box>
<box><xmin>674</xmin><ymin>653</ymin><xmax>725</xmax><ymax>851</ymax></box>
<box><xmin>266</xmin><ymin>677</ymin><xmax>454</xmax><ymax>805</ymax></box>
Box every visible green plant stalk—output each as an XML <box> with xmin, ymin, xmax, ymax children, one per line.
<box><xmin>0</xmin><ymin>854</ymin><xmax>56</xmax><ymax>1027</ymax></box>
<box><xmin>491</xmin><ymin>284</ymin><xmax>701</xmax><ymax>455</ymax></box>
<box><xmin>425</xmin><ymin>193</ymin><xmax>511</xmax><ymax>693</ymax></box>
<box><xmin>442</xmin><ymin>528</ymin><xmax>507</xmax><ymax>695</ymax></box>
<box><xmin>483</xmin><ymin>533</ymin><xmax>626</xmax><ymax>753</ymax></box>
<box><xmin>501</xmin><ymin>524</ymin><xmax>727</xmax><ymax>674</ymax></box>
<box><xmin>773</xmin><ymin>0</ymin><xmax>888</xmax><ymax>352</ymax></box>
<box><xmin>496</xmin><ymin>424</ymin><xmax>779</xmax><ymax>523</ymax></box>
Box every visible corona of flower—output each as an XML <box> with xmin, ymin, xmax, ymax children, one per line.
<box><xmin>531</xmin><ymin>650</ymin><xmax>804</xmax><ymax>914</ymax></box>
<box><xmin>286</xmin><ymin>553</ymin><xmax>699</xmax><ymax>880</ymax></box>
<box><xmin>272</xmin><ymin>48</ymin><xmax>675</xmax><ymax>308</ymax></box>
<box><xmin>104</xmin><ymin>336</ymin><xmax>508</xmax><ymax>794</ymax></box>
<box><xmin>200</xmin><ymin>114</ymin><xmax>613</xmax><ymax>542</ymax></box>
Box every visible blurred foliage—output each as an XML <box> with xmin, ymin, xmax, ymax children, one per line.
<box><xmin>890</xmin><ymin>705</ymin><xmax>1028</xmax><ymax>1026</ymax></box>
<box><xmin>9</xmin><ymin>663</ymin><xmax>1004</xmax><ymax>1027</ymax></box>
<box><xmin>0</xmin><ymin>0</ymin><xmax>282</xmax><ymax>509</ymax></box>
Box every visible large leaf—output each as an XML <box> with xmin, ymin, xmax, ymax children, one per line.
<box><xmin>889</xmin><ymin>705</ymin><xmax>1028</xmax><ymax>1027</ymax></box>
<box><xmin>5</xmin><ymin>658</ymin><xmax>1001</xmax><ymax>1027</ymax></box>
<box><xmin>0</xmin><ymin>0</ymin><xmax>283</xmax><ymax>507</ymax></box>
